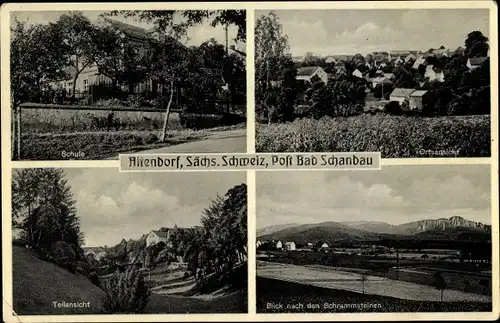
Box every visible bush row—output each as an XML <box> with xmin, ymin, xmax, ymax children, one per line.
<box><xmin>256</xmin><ymin>114</ymin><xmax>491</xmax><ymax>158</ymax></box>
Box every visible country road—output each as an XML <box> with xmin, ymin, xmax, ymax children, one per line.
<box><xmin>111</xmin><ymin>129</ymin><xmax>246</xmax><ymax>159</ymax></box>
<box><xmin>257</xmin><ymin>261</ymin><xmax>491</xmax><ymax>303</ymax></box>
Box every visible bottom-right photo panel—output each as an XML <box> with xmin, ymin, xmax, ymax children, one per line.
<box><xmin>256</xmin><ymin>165</ymin><xmax>492</xmax><ymax>313</ymax></box>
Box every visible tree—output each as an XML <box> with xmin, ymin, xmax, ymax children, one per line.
<box><xmin>52</xmin><ymin>12</ymin><xmax>97</xmax><ymax>99</ymax></box>
<box><xmin>433</xmin><ymin>271</ymin><xmax>447</xmax><ymax>301</ymax></box>
<box><xmin>91</xmin><ymin>24</ymin><xmax>148</xmax><ymax>93</ymax></box>
<box><xmin>465</xmin><ymin>31</ymin><xmax>489</xmax><ymax>58</ymax></box>
<box><xmin>108</xmin><ymin>10</ymin><xmax>246</xmax><ymax>43</ymax></box>
<box><xmin>12</xmin><ymin>168</ymin><xmax>84</xmax><ymax>256</ymax></box>
<box><xmin>10</xmin><ymin>20</ymin><xmax>68</xmax><ymax>106</ymax></box>
<box><xmin>360</xmin><ymin>274</ymin><xmax>368</xmax><ymax>294</ymax></box>
<box><xmin>147</xmin><ymin>35</ymin><xmax>189</xmax><ymax>141</ymax></box>
<box><xmin>255</xmin><ymin>11</ymin><xmax>293</xmax><ymax>123</ymax></box>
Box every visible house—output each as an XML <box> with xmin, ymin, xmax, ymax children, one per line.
<box><xmin>296</xmin><ymin>66</ymin><xmax>328</xmax><ymax>85</ymax></box>
<box><xmin>321</xmin><ymin>243</ymin><xmax>330</xmax><ymax>249</ymax></box>
<box><xmin>307</xmin><ymin>242</ymin><xmax>314</xmax><ymax>249</ymax></box>
<box><xmin>383</xmin><ymin>73</ymin><xmax>396</xmax><ymax>80</ymax></box>
<box><xmin>412</xmin><ymin>56</ymin><xmax>428</xmax><ymax>69</ymax></box>
<box><xmin>352</xmin><ymin>69</ymin><xmax>363</xmax><ymax>78</ymax></box>
<box><xmin>379</xmin><ymin>62</ymin><xmax>387</xmax><ymax>68</ymax></box>
<box><xmin>256</xmin><ymin>240</ymin><xmax>262</xmax><ymax>248</ymax></box>
<box><xmin>393</xmin><ymin>57</ymin><xmax>404</xmax><ymax>66</ymax></box>
<box><xmin>285</xmin><ymin>242</ymin><xmax>296</xmax><ymax>251</ymax></box>
<box><xmin>49</xmin><ymin>17</ymin><xmax>153</xmax><ymax>96</ymax></box>
<box><xmin>146</xmin><ymin>230</ymin><xmax>170</xmax><ymax>247</ymax></box>
<box><xmin>292</xmin><ymin>56</ymin><xmax>304</xmax><ymax>63</ymax></box>
<box><xmin>424</xmin><ymin>65</ymin><xmax>445</xmax><ymax>82</ymax></box>
<box><xmin>409</xmin><ymin>90</ymin><xmax>428</xmax><ymax>111</ymax></box>
<box><xmin>325</xmin><ymin>56</ymin><xmax>337</xmax><ymax>64</ymax></box>
<box><xmin>372</xmin><ymin>76</ymin><xmax>393</xmax><ymax>89</ymax></box>
<box><xmin>467</xmin><ymin>57</ymin><xmax>488</xmax><ymax>70</ymax></box>
<box><xmin>276</xmin><ymin>241</ymin><xmax>283</xmax><ymax>250</ymax></box>
<box><xmin>375</xmin><ymin>69</ymin><xmax>384</xmax><ymax>76</ymax></box>
<box><xmin>95</xmin><ymin>251</ymin><xmax>108</xmax><ymax>262</ymax></box>
<box><xmin>404</xmin><ymin>53</ymin><xmax>417</xmax><ymax>63</ymax></box>
<box><xmin>389</xmin><ymin>88</ymin><xmax>416</xmax><ymax>105</ymax></box>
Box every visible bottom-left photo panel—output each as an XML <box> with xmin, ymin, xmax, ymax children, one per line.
<box><xmin>10</xmin><ymin>168</ymin><xmax>248</xmax><ymax>315</ymax></box>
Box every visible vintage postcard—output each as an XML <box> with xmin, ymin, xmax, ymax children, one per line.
<box><xmin>1</xmin><ymin>1</ymin><xmax>498</xmax><ymax>323</ymax></box>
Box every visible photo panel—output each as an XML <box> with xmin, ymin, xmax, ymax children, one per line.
<box><xmin>11</xmin><ymin>168</ymin><xmax>248</xmax><ymax>315</ymax></box>
<box><xmin>9</xmin><ymin>9</ymin><xmax>247</xmax><ymax>161</ymax></box>
<box><xmin>256</xmin><ymin>165</ymin><xmax>493</xmax><ymax>313</ymax></box>
<box><xmin>254</xmin><ymin>9</ymin><xmax>491</xmax><ymax>158</ymax></box>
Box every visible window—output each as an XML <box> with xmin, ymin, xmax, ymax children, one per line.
<box><xmin>84</xmin><ymin>79</ymin><xmax>89</xmax><ymax>92</ymax></box>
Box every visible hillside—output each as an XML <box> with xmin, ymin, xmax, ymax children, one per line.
<box><xmin>258</xmin><ymin>221</ymin><xmax>389</xmax><ymax>244</ymax></box>
<box><xmin>258</xmin><ymin>216</ymin><xmax>490</xmax><ymax>244</ymax></box>
<box><xmin>13</xmin><ymin>245</ymin><xmax>106</xmax><ymax>315</ymax></box>
<box><xmin>257</xmin><ymin>223</ymin><xmax>300</xmax><ymax>237</ymax></box>
<box><xmin>394</xmin><ymin>216</ymin><xmax>491</xmax><ymax>235</ymax></box>
<box><xmin>342</xmin><ymin>221</ymin><xmax>397</xmax><ymax>234</ymax></box>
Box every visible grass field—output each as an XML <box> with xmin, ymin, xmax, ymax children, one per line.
<box><xmin>259</xmin><ymin>251</ymin><xmax>492</xmax><ymax>296</ymax></box>
<box><xmin>256</xmin><ymin>114</ymin><xmax>490</xmax><ymax>158</ymax></box>
<box><xmin>19</xmin><ymin>123</ymin><xmax>245</xmax><ymax>160</ymax></box>
<box><xmin>12</xmin><ymin>245</ymin><xmax>247</xmax><ymax>314</ymax></box>
<box><xmin>257</xmin><ymin>277</ymin><xmax>492</xmax><ymax>313</ymax></box>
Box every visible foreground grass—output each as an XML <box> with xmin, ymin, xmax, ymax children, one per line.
<box><xmin>13</xmin><ymin>245</ymin><xmax>105</xmax><ymax>315</ymax></box>
<box><xmin>19</xmin><ymin>123</ymin><xmax>245</xmax><ymax>160</ymax></box>
<box><xmin>257</xmin><ymin>277</ymin><xmax>492</xmax><ymax>313</ymax></box>
<box><xmin>13</xmin><ymin>245</ymin><xmax>247</xmax><ymax>314</ymax></box>
<box><xmin>256</xmin><ymin>115</ymin><xmax>490</xmax><ymax>158</ymax></box>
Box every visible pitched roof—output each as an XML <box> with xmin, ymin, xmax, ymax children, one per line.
<box><xmin>383</xmin><ymin>73</ymin><xmax>395</xmax><ymax>79</ymax></box>
<box><xmin>391</xmin><ymin>88</ymin><xmax>416</xmax><ymax>98</ymax></box>
<box><xmin>410</xmin><ymin>90</ymin><xmax>428</xmax><ymax>97</ymax></box>
<box><xmin>152</xmin><ymin>230</ymin><xmax>169</xmax><ymax>238</ymax></box>
<box><xmin>468</xmin><ymin>57</ymin><xmax>488</xmax><ymax>66</ymax></box>
<box><xmin>103</xmin><ymin>17</ymin><xmax>150</xmax><ymax>40</ymax></box>
<box><xmin>297</xmin><ymin>66</ymin><xmax>319</xmax><ymax>76</ymax></box>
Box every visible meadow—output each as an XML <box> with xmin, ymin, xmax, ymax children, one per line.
<box><xmin>16</xmin><ymin>109</ymin><xmax>245</xmax><ymax>160</ymax></box>
<box><xmin>256</xmin><ymin>114</ymin><xmax>490</xmax><ymax>158</ymax></box>
<box><xmin>257</xmin><ymin>277</ymin><xmax>492</xmax><ymax>313</ymax></box>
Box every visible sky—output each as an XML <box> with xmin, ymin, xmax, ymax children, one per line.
<box><xmin>10</xmin><ymin>10</ymin><xmax>243</xmax><ymax>49</ymax></box>
<box><xmin>255</xmin><ymin>9</ymin><xmax>490</xmax><ymax>56</ymax></box>
<box><xmin>257</xmin><ymin>165</ymin><xmax>491</xmax><ymax>229</ymax></box>
<box><xmin>59</xmin><ymin>168</ymin><xmax>245</xmax><ymax>247</ymax></box>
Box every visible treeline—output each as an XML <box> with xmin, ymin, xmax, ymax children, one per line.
<box><xmin>11</xmin><ymin>10</ymin><xmax>246</xmax><ymax>115</ymax></box>
<box><xmin>12</xmin><ymin>169</ymin><xmax>98</xmax><ymax>284</ymax></box>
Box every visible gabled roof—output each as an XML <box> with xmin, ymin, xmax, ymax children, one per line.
<box><xmin>468</xmin><ymin>57</ymin><xmax>488</xmax><ymax>66</ymax></box>
<box><xmin>391</xmin><ymin>88</ymin><xmax>416</xmax><ymax>98</ymax></box>
<box><xmin>152</xmin><ymin>230</ymin><xmax>169</xmax><ymax>238</ymax></box>
<box><xmin>297</xmin><ymin>66</ymin><xmax>319</xmax><ymax>76</ymax></box>
<box><xmin>410</xmin><ymin>90</ymin><xmax>428</xmax><ymax>97</ymax></box>
<box><xmin>383</xmin><ymin>73</ymin><xmax>395</xmax><ymax>79</ymax></box>
<box><xmin>103</xmin><ymin>17</ymin><xmax>150</xmax><ymax>40</ymax></box>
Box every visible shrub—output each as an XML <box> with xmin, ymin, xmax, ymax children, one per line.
<box><xmin>102</xmin><ymin>266</ymin><xmax>151</xmax><ymax>314</ymax></box>
<box><xmin>256</xmin><ymin>114</ymin><xmax>490</xmax><ymax>158</ymax></box>
<box><xmin>144</xmin><ymin>133</ymin><xmax>159</xmax><ymax>144</ymax></box>
<box><xmin>50</xmin><ymin>240</ymin><xmax>77</xmax><ymax>271</ymax></box>
<box><xmin>384</xmin><ymin>101</ymin><xmax>403</xmax><ymax>115</ymax></box>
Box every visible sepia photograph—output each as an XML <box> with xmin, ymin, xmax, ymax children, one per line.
<box><xmin>11</xmin><ymin>168</ymin><xmax>248</xmax><ymax>314</ymax></box>
<box><xmin>10</xmin><ymin>10</ymin><xmax>246</xmax><ymax>161</ymax></box>
<box><xmin>255</xmin><ymin>9</ymin><xmax>491</xmax><ymax>158</ymax></box>
<box><xmin>256</xmin><ymin>165</ymin><xmax>492</xmax><ymax>313</ymax></box>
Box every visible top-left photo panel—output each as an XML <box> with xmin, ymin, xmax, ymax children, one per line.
<box><xmin>8</xmin><ymin>9</ymin><xmax>247</xmax><ymax>161</ymax></box>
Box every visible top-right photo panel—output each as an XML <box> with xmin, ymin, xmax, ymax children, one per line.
<box><xmin>254</xmin><ymin>9</ymin><xmax>492</xmax><ymax>158</ymax></box>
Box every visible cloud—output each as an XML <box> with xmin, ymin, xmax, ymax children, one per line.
<box><xmin>257</xmin><ymin>167</ymin><xmax>491</xmax><ymax>228</ymax></box>
<box><xmin>64</xmin><ymin>169</ymin><xmax>244</xmax><ymax>247</ymax></box>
